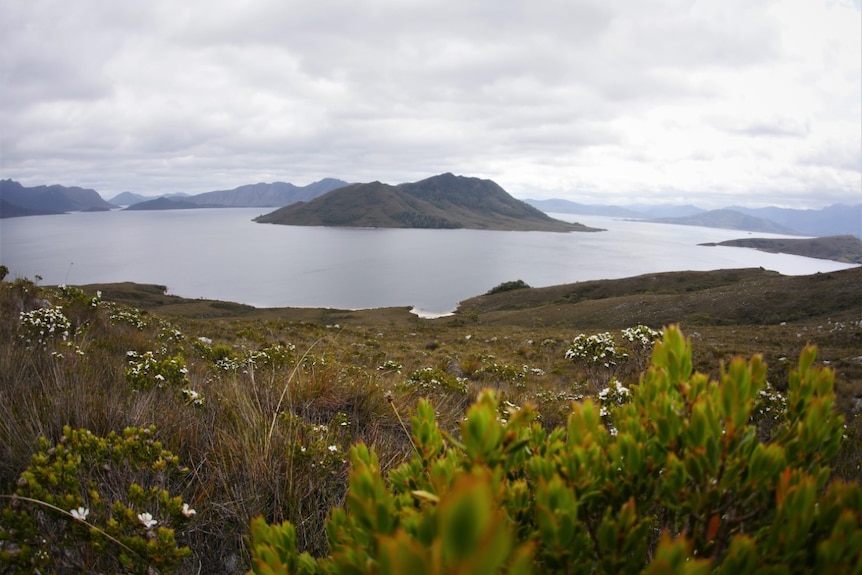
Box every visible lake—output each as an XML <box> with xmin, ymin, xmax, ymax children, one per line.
<box><xmin>1</xmin><ymin>208</ymin><xmax>856</xmax><ymax>316</ymax></box>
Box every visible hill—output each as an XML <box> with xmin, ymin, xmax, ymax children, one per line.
<box><xmin>701</xmin><ymin>235</ymin><xmax>862</xmax><ymax>264</ymax></box>
<box><xmin>0</xmin><ymin>179</ymin><xmax>116</xmax><ymax>217</ymax></box>
<box><xmin>646</xmin><ymin>208</ymin><xmax>799</xmax><ymax>234</ymax></box>
<box><xmin>123</xmin><ymin>197</ymin><xmax>213</xmax><ymax>210</ymax></box>
<box><xmin>254</xmin><ymin>173</ymin><xmax>600</xmax><ymax>232</ymax></box>
<box><xmin>454</xmin><ymin>266</ymin><xmax>862</xmax><ymax>329</ymax></box>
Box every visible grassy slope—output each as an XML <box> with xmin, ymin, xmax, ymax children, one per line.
<box><xmin>82</xmin><ymin>266</ymin><xmax>862</xmax><ymax>400</ymax></box>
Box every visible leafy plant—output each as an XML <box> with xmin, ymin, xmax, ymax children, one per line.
<box><xmin>249</xmin><ymin>326</ymin><xmax>862</xmax><ymax>574</ymax></box>
<box><xmin>0</xmin><ymin>425</ymin><xmax>193</xmax><ymax>574</ymax></box>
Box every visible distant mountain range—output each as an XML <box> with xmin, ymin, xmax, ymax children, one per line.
<box><xmin>646</xmin><ymin>209</ymin><xmax>799</xmax><ymax>235</ymax></box>
<box><xmin>254</xmin><ymin>173</ymin><xmax>598</xmax><ymax>232</ymax></box>
<box><xmin>0</xmin><ymin>179</ymin><xmax>116</xmax><ymax>216</ymax></box>
<box><xmin>525</xmin><ymin>198</ymin><xmax>861</xmax><ymax>238</ymax></box>
<box><xmin>110</xmin><ymin>179</ymin><xmax>349</xmax><ymax>208</ymax></box>
<box><xmin>2</xmin><ymin>177</ymin><xmax>859</xmax><ymax>240</ymax></box>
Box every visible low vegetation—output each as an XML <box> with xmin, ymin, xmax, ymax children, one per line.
<box><xmin>0</xmin><ymin>268</ymin><xmax>860</xmax><ymax>573</ymax></box>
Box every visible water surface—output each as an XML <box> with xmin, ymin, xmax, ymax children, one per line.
<box><xmin>1</xmin><ymin>208</ymin><xmax>855</xmax><ymax>315</ymax></box>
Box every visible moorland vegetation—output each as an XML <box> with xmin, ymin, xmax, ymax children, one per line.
<box><xmin>1</xmin><ymin>266</ymin><xmax>861</xmax><ymax>573</ymax></box>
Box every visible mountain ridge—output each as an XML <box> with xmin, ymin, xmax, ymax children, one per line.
<box><xmin>0</xmin><ymin>179</ymin><xmax>116</xmax><ymax>217</ymax></box>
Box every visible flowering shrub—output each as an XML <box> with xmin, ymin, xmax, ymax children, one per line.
<box><xmin>377</xmin><ymin>359</ymin><xmax>403</xmax><ymax>373</ymax></box>
<box><xmin>478</xmin><ymin>362</ymin><xmax>545</xmax><ymax>388</ymax></box>
<box><xmin>404</xmin><ymin>366</ymin><xmax>468</xmax><ymax>395</ymax></box>
<box><xmin>109</xmin><ymin>308</ymin><xmax>149</xmax><ymax>330</ymax></box>
<box><xmin>597</xmin><ymin>379</ymin><xmax>632</xmax><ymax>434</ymax></box>
<box><xmin>124</xmin><ymin>351</ymin><xmax>190</xmax><ymax>390</ymax></box>
<box><xmin>620</xmin><ymin>324</ymin><xmax>662</xmax><ymax>371</ymax></box>
<box><xmin>18</xmin><ymin>305</ymin><xmax>71</xmax><ymax>348</ymax></box>
<box><xmin>211</xmin><ymin>343</ymin><xmax>296</xmax><ymax>372</ymax></box>
<box><xmin>156</xmin><ymin>324</ymin><xmax>186</xmax><ymax>354</ymax></box>
<box><xmin>566</xmin><ymin>325</ymin><xmax>663</xmax><ymax>389</ymax></box>
<box><xmin>565</xmin><ymin>331</ymin><xmax>627</xmax><ymax>388</ymax></box>
<box><xmin>55</xmin><ymin>284</ymin><xmax>101</xmax><ymax>309</ymax></box>
<box><xmin>0</xmin><ymin>426</ymin><xmax>193</xmax><ymax>574</ymax></box>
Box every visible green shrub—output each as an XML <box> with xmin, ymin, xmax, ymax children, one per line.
<box><xmin>486</xmin><ymin>280</ymin><xmax>531</xmax><ymax>296</ymax></box>
<box><xmin>0</xmin><ymin>425</ymin><xmax>193</xmax><ymax>574</ymax></box>
<box><xmin>249</xmin><ymin>325</ymin><xmax>862</xmax><ymax>574</ymax></box>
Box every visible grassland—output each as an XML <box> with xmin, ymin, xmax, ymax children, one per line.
<box><xmin>1</xmin><ymin>266</ymin><xmax>860</xmax><ymax>572</ymax></box>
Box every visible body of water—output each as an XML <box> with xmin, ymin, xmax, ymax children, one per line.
<box><xmin>1</xmin><ymin>208</ymin><xmax>856</xmax><ymax>316</ymax></box>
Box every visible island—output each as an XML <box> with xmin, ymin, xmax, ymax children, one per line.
<box><xmin>253</xmin><ymin>173</ymin><xmax>601</xmax><ymax>232</ymax></box>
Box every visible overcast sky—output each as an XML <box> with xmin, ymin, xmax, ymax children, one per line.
<box><xmin>1</xmin><ymin>0</ymin><xmax>860</xmax><ymax>208</ymax></box>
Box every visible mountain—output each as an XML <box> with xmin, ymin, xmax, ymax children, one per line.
<box><xmin>109</xmin><ymin>191</ymin><xmax>150</xmax><ymax>206</ymax></box>
<box><xmin>627</xmin><ymin>204</ymin><xmax>706</xmax><ymax>218</ymax></box>
<box><xmin>728</xmin><ymin>204</ymin><xmax>862</xmax><ymax>238</ymax></box>
<box><xmin>187</xmin><ymin>178</ymin><xmax>349</xmax><ymax>208</ymax></box>
<box><xmin>119</xmin><ymin>179</ymin><xmax>351</xmax><ymax>210</ymax></box>
<box><xmin>525</xmin><ymin>198</ymin><xmax>640</xmax><ymax>217</ymax></box>
<box><xmin>525</xmin><ymin>199</ymin><xmax>709</xmax><ymax>219</ymax></box>
<box><xmin>124</xmin><ymin>197</ymin><xmax>211</xmax><ymax>211</ymax></box>
<box><xmin>254</xmin><ymin>173</ymin><xmax>601</xmax><ymax>232</ymax></box>
<box><xmin>0</xmin><ymin>179</ymin><xmax>116</xmax><ymax>217</ymax></box>
<box><xmin>646</xmin><ymin>209</ymin><xmax>800</xmax><ymax>234</ymax></box>
<box><xmin>700</xmin><ymin>235</ymin><xmax>862</xmax><ymax>264</ymax></box>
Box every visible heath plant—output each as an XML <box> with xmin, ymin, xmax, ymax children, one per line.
<box><xmin>0</xmin><ymin>425</ymin><xmax>194</xmax><ymax>574</ymax></box>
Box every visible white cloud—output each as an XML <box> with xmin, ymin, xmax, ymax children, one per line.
<box><xmin>1</xmin><ymin>0</ymin><xmax>859</xmax><ymax>208</ymax></box>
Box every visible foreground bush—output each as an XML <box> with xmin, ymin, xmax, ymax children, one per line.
<box><xmin>0</xmin><ymin>426</ymin><xmax>193</xmax><ymax>573</ymax></box>
<box><xmin>250</xmin><ymin>326</ymin><xmax>861</xmax><ymax>574</ymax></box>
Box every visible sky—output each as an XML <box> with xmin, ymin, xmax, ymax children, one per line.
<box><xmin>1</xmin><ymin>0</ymin><xmax>860</xmax><ymax>208</ymax></box>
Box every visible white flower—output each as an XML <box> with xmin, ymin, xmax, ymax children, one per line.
<box><xmin>327</xmin><ymin>445</ymin><xmax>338</xmax><ymax>452</ymax></box>
<box><xmin>70</xmin><ymin>506</ymin><xmax>89</xmax><ymax>521</ymax></box>
<box><xmin>138</xmin><ymin>512</ymin><xmax>157</xmax><ymax>529</ymax></box>
<box><xmin>181</xmin><ymin>503</ymin><xmax>196</xmax><ymax>518</ymax></box>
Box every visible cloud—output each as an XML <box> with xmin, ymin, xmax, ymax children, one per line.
<box><xmin>1</xmin><ymin>0</ymin><xmax>859</xmax><ymax>208</ymax></box>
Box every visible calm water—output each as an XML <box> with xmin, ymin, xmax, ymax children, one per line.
<box><xmin>1</xmin><ymin>208</ymin><xmax>856</xmax><ymax>316</ymax></box>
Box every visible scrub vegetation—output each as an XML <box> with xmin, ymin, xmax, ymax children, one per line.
<box><xmin>1</xmin><ymin>267</ymin><xmax>860</xmax><ymax>573</ymax></box>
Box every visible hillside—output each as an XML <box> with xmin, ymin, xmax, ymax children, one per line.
<box><xmin>454</xmin><ymin>265</ymin><xmax>862</xmax><ymax>329</ymax></box>
<box><xmin>254</xmin><ymin>173</ymin><xmax>600</xmax><ymax>232</ymax></box>
<box><xmin>646</xmin><ymin>208</ymin><xmax>799</xmax><ymax>234</ymax></box>
<box><xmin>0</xmin><ymin>179</ymin><xmax>116</xmax><ymax>217</ymax></box>
<box><xmin>701</xmin><ymin>234</ymin><xmax>862</xmax><ymax>264</ymax></box>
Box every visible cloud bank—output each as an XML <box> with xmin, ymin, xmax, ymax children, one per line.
<box><xmin>1</xmin><ymin>0</ymin><xmax>860</xmax><ymax>207</ymax></box>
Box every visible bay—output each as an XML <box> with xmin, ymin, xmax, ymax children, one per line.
<box><xmin>0</xmin><ymin>208</ymin><xmax>856</xmax><ymax>316</ymax></box>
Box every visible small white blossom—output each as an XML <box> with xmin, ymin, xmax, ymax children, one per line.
<box><xmin>181</xmin><ymin>503</ymin><xmax>196</xmax><ymax>518</ymax></box>
<box><xmin>327</xmin><ymin>445</ymin><xmax>338</xmax><ymax>452</ymax></box>
<box><xmin>138</xmin><ymin>512</ymin><xmax>157</xmax><ymax>529</ymax></box>
<box><xmin>70</xmin><ymin>507</ymin><xmax>89</xmax><ymax>521</ymax></box>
